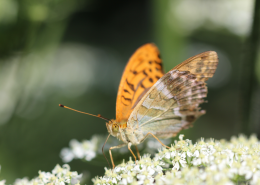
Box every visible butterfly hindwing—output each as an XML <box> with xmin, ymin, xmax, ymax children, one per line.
<box><xmin>128</xmin><ymin>70</ymin><xmax>206</xmax><ymax>138</ymax></box>
<box><xmin>116</xmin><ymin>43</ymin><xmax>164</xmax><ymax>123</ymax></box>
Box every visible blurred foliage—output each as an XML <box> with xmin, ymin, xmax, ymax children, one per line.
<box><xmin>0</xmin><ymin>0</ymin><xmax>259</xmax><ymax>184</ymax></box>
<box><xmin>240</xmin><ymin>0</ymin><xmax>260</xmax><ymax>135</ymax></box>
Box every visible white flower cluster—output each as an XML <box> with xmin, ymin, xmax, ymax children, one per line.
<box><xmin>93</xmin><ymin>155</ymin><xmax>164</xmax><ymax>185</ymax></box>
<box><xmin>60</xmin><ymin>135</ymin><xmax>102</xmax><ymax>163</ymax></box>
<box><xmin>60</xmin><ymin>135</ymin><xmax>162</xmax><ymax>164</ymax></box>
<box><xmin>93</xmin><ymin>134</ymin><xmax>260</xmax><ymax>185</ymax></box>
<box><xmin>12</xmin><ymin>164</ymin><xmax>82</xmax><ymax>185</ymax></box>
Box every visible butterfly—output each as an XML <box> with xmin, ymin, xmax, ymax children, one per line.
<box><xmin>60</xmin><ymin>43</ymin><xmax>218</xmax><ymax>169</ymax></box>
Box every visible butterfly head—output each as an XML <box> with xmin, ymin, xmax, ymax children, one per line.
<box><xmin>106</xmin><ymin>119</ymin><xmax>120</xmax><ymax>136</ymax></box>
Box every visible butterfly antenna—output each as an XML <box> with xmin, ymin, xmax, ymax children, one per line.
<box><xmin>59</xmin><ymin>104</ymin><xmax>110</xmax><ymax>121</ymax></box>
<box><xmin>102</xmin><ymin>134</ymin><xmax>112</xmax><ymax>169</ymax></box>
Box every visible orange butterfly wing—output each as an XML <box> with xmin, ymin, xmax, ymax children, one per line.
<box><xmin>173</xmin><ymin>51</ymin><xmax>218</xmax><ymax>82</ymax></box>
<box><xmin>116</xmin><ymin>43</ymin><xmax>164</xmax><ymax>123</ymax></box>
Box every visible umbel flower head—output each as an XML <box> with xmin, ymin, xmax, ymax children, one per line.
<box><xmin>3</xmin><ymin>134</ymin><xmax>260</xmax><ymax>185</ymax></box>
<box><xmin>93</xmin><ymin>134</ymin><xmax>260</xmax><ymax>185</ymax></box>
<box><xmin>13</xmin><ymin>164</ymin><xmax>82</xmax><ymax>185</ymax></box>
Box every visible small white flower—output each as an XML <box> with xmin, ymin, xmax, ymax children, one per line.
<box><xmin>187</xmin><ymin>151</ymin><xmax>193</xmax><ymax>157</ymax></box>
<box><xmin>245</xmin><ymin>170</ymin><xmax>253</xmax><ymax>180</ymax></box>
<box><xmin>52</xmin><ymin>164</ymin><xmax>63</xmax><ymax>175</ymax></box>
<box><xmin>0</xmin><ymin>180</ymin><xmax>5</xmax><ymax>185</ymax></box>
<box><xmin>60</xmin><ymin>148</ymin><xmax>75</xmax><ymax>163</ymax></box>
<box><xmin>70</xmin><ymin>139</ymin><xmax>85</xmax><ymax>159</ymax></box>
<box><xmin>171</xmin><ymin>152</ymin><xmax>187</xmax><ymax>170</ymax></box>
<box><xmin>39</xmin><ymin>171</ymin><xmax>53</xmax><ymax>183</ymax></box>
<box><xmin>85</xmin><ymin>150</ymin><xmax>96</xmax><ymax>161</ymax></box>
<box><xmin>14</xmin><ymin>178</ymin><xmax>31</xmax><ymax>185</ymax></box>
<box><xmin>251</xmin><ymin>170</ymin><xmax>260</xmax><ymax>184</ymax></box>
<box><xmin>192</xmin><ymin>158</ymin><xmax>202</xmax><ymax>166</ymax></box>
<box><xmin>170</xmin><ymin>151</ymin><xmax>177</xmax><ymax>158</ymax></box>
<box><xmin>179</xmin><ymin>134</ymin><xmax>184</xmax><ymax>140</ymax></box>
<box><xmin>147</xmin><ymin>166</ymin><xmax>155</xmax><ymax>176</ymax></box>
<box><xmin>60</xmin><ymin>135</ymin><xmax>102</xmax><ymax>163</ymax></box>
<box><xmin>193</xmin><ymin>150</ymin><xmax>200</xmax><ymax>157</ymax></box>
<box><xmin>173</xmin><ymin>161</ymin><xmax>180</xmax><ymax>170</ymax></box>
<box><xmin>164</xmin><ymin>152</ymin><xmax>171</xmax><ymax>159</ymax></box>
<box><xmin>199</xmin><ymin>171</ymin><xmax>207</xmax><ymax>180</ymax></box>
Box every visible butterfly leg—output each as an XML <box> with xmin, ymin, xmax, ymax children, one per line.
<box><xmin>141</xmin><ymin>132</ymin><xmax>170</xmax><ymax>149</ymax></box>
<box><xmin>109</xmin><ymin>143</ymin><xmax>127</xmax><ymax>169</ymax></box>
<box><xmin>135</xmin><ymin>145</ymin><xmax>141</xmax><ymax>160</ymax></box>
<box><xmin>128</xmin><ymin>143</ymin><xmax>137</xmax><ymax>163</ymax></box>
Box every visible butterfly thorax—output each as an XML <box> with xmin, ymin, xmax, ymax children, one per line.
<box><xmin>106</xmin><ymin>119</ymin><xmax>144</xmax><ymax>145</ymax></box>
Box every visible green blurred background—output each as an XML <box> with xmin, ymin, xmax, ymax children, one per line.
<box><xmin>0</xmin><ymin>0</ymin><xmax>259</xmax><ymax>183</ymax></box>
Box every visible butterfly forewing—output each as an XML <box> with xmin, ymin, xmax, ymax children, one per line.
<box><xmin>173</xmin><ymin>51</ymin><xmax>218</xmax><ymax>82</ymax></box>
<box><xmin>128</xmin><ymin>51</ymin><xmax>218</xmax><ymax>139</ymax></box>
<box><xmin>116</xmin><ymin>44</ymin><xmax>164</xmax><ymax>123</ymax></box>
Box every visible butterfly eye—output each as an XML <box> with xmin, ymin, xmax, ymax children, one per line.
<box><xmin>112</xmin><ymin>124</ymin><xmax>119</xmax><ymax>132</ymax></box>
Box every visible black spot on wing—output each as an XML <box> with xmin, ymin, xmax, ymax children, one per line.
<box><xmin>186</xmin><ymin>115</ymin><xmax>195</xmax><ymax>122</ymax></box>
<box><xmin>187</xmin><ymin>74</ymin><xmax>196</xmax><ymax>80</ymax></box>
<box><xmin>154</xmin><ymin>60</ymin><xmax>162</xmax><ymax>67</ymax></box>
<box><xmin>143</xmin><ymin>70</ymin><xmax>148</xmax><ymax>76</ymax></box>
<box><xmin>196</xmin><ymin>68</ymin><xmax>202</xmax><ymax>73</ymax></box>
<box><xmin>121</xmin><ymin>95</ymin><xmax>131</xmax><ymax>102</ymax></box>
<box><xmin>121</xmin><ymin>102</ymin><xmax>129</xmax><ymax>106</ymax></box>
<box><xmin>124</xmin><ymin>89</ymin><xmax>131</xmax><ymax>94</ymax></box>
<box><xmin>126</xmin><ymin>79</ymin><xmax>135</xmax><ymax>92</ymax></box>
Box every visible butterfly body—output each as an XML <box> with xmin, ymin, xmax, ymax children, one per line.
<box><xmin>106</xmin><ymin>119</ymin><xmax>144</xmax><ymax>145</ymax></box>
